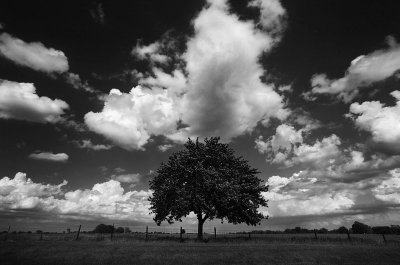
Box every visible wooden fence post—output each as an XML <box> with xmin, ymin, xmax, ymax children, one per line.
<box><xmin>76</xmin><ymin>225</ymin><xmax>81</xmax><ymax>241</ymax></box>
<box><xmin>382</xmin><ymin>233</ymin><xmax>387</xmax><ymax>244</ymax></box>
<box><xmin>314</xmin><ymin>229</ymin><xmax>318</xmax><ymax>240</ymax></box>
<box><xmin>214</xmin><ymin>227</ymin><xmax>216</xmax><ymax>240</ymax></box>
<box><xmin>4</xmin><ymin>225</ymin><xmax>10</xmax><ymax>241</ymax></box>
<box><xmin>180</xmin><ymin>227</ymin><xmax>183</xmax><ymax>242</ymax></box>
<box><xmin>40</xmin><ymin>231</ymin><xmax>43</xmax><ymax>241</ymax></box>
<box><xmin>145</xmin><ymin>226</ymin><xmax>148</xmax><ymax>242</ymax></box>
<box><xmin>110</xmin><ymin>224</ymin><xmax>114</xmax><ymax>240</ymax></box>
<box><xmin>248</xmin><ymin>232</ymin><xmax>251</xmax><ymax>240</ymax></box>
<box><xmin>346</xmin><ymin>230</ymin><xmax>351</xmax><ymax>242</ymax></box>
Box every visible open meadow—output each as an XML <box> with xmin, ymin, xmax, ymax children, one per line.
<box><xmin>1</xmin><ymin>233</ymin><xmax>400</xmax><ymax>265</ymax></box>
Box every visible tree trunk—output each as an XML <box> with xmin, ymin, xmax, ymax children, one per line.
<box><xmin>197</xmin><ymin>216</ymin><xmax>204</xmax><ymax>240</ymax></box>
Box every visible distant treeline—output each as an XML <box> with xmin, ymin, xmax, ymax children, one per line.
<box><xmin>3</xmin><ymin>221</ymin><xmax>400</xmax><ymax>235</ymax></box>
<box><xmin>237</xmin><ymin>222</ymin><xmax>400</xmax><ymax>235</ymax></box>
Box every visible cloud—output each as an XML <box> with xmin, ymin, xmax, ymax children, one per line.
<box><xmin>255</xmin><ymin>123</ymin><xmax>340</xmax><ymax>167</ymax></box>
<box><xmin>263</xmin><ymin>171</ymin><xmax>355</xmax><ymax>217</ymax></box>
<box><xmin>0</xmin><ymin>33</ymin><xmax>69</xmax><ymax>74</ymax></box>
<box><xmin>255</xmin><ymin>124</ymin><xmax>303</xmax><ymax>164</ymax></box>
<box><xmin>132</xmin><ymin>41</ymin><xmax>169</xmax><ymax>64</ymax></box>
<box><xmin>0</xmin><ymin>172</ymin><xmax>67</xmax><ymax>211</ymax></box>
<box><xmin>299</xmin><ymin>149</ymin><xmax>400</xmax><ymax>185</ymax></box>
<box><xmin>28</xmin><ymin>152</ymin><xmax>69</xmax><ymax>162</ymax></box>
<box><xmin>290</xmin><ymin>134</ymin><xmax>342</xmax><ymax>168</ymax></box>
<box><xmin>373</xmin><ymin>168</ymin><xmax>400</xmax><ymax>204</ymax></box>
<box><xmin>72</xmin><ymin>139</ymin><xmax>112</xmax><ymax>151</ymax></box>
<box><xmin>262</xmin><ymin>144</ymin><xmax>400</xmax><ymax>223</ymax></box>
<box><xmin>59</xmin><ymin>119</ymin><xmax>87</xmax><ymax>132</ymax></box>
<box><xmin>0</xmin><ymin>173</ymin><xmax>152</xmax><ymax>222</ymax></box>
<box><xmin>158</xmin><ymin>144</ymin><xmax>173</xmax><ymax>152</ymax></box>
<box><xmin>0</xmin><ymin>79</ymin><xmax>69</xmax><ymax>123</ymax></box>
<box><xmin>60</xmin><ymin>180</ymin><xmax>151</xmax><ymax>221</ymax></box>
<box><xmin>248</xmin><ymin>0</ymin><xmax>286</xmax><ymax>35</ymax></box>
<box><xmin>305</xmin><ymin>37</ymin><xmax>400</xmax><ymax>102</ymax></box>
<box><xmin>64</xmin><ymin>73</ymin><xmax>97</xmax><ymax>93</ymax></box>
<box><xmin>288</xmin><ymin>109</ymin><xmax>322</xmax><ymax>131</ymax></box>
<box><xmin>138</xmin><ymin>69</ymin><xmax>187</xmax><ymax>94</ymax></box>
<box><xmin>86</xmin><ymin>0</ymin><xmax>288</xmax><ymax>150</ymax></box>
<box><xmin>348</xmin><ymin>90</ymin><xmax>400</xmax><ymax>150</ymax></box>
<box><xmin>111</xmin><ymin>173</ymin><xmax>141</xmax><ymax>184</ymax></box>
<box><xmin>85</xmin><ymin>87</ymin><xmax>181</xmax><ymax>151</ymax></box>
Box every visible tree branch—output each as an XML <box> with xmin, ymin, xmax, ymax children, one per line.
<box><xmin>202</xmin><ymin>214</ymin><xmax>209</xmax><ymax>222</ymax></box>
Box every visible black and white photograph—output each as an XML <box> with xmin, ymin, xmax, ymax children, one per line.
<box><xmin>1</xmin><ymin>0</ymin><xmax>400</xmax><ymax>264</ymax></box>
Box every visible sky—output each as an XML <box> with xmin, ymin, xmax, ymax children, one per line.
<box><xmin>1</xmin><ymin>0</ymin><xmax>400</xmax><ymax>232</ymax></box>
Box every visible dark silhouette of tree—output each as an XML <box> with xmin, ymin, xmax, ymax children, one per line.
<box><xmin>352</xmin><ymin>221</ymin><xmax>372</xmax><ymax>234</ymax></box>
<box><xmin>336</xmin><ymin>226</ymin><xmax>349</xmax><ymax>234</ymax></box>
<box><xmin>93</xmin><ymin>224</ymin><xmax>114</xmax><ymax>233</ymax></box>
<box><xmin>318</xmin><ymin>228</ymin><xmax>328</xmax><ymax>234</ymax></box>
<box><xmin>149</xmin><ymin>137</ymin><xmax>268</xmax><ymax>239</ymax></box>
<box><xmin>372</xmin><ymin>226</ymin><xmax>392</xmax><ymax>234</ymax></box>
<box><xmin>115</xmin><ymin>227</ymin><xmax>124</xmax><ymax>233</ymax></box>
<box><xmin>391</xmin><ymin>225</ymin><xmax>400</xmax><ymax>235</ymax></box>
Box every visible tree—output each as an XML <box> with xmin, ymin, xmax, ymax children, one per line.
<box><xmin>372</xmin><ymin>226</ymin><xmax>392</xmax><ymax>234</ymax></box>
<box><xmin>318</xmin><ymin>228</ymin><xmax>328</xmax><ymax>234</ymax></box>
<box><xmin>115</xmin><ymin>227</ymin><xmax>124</xmax><ymax>233</ymax></box>
<box><xmin>93</xmin><ymin>224</ymin><xmax>114</xmax><ymax>233</ymax></box>
<box><xmin>149</xmin><ymin>137</ymin><xmax>268</xmax><ymax>240</ymax></box>
<box><xmin>352</xmin><ymin>221</ymin><xmax>372</xmax><ymax>234</ymax></box>
<box><xmin>336</xmin><ymin>226</ymin><xmax>349</xmax><ymax>234</ymax></box>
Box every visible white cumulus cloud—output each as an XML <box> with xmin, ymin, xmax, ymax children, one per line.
<box><xmin>263</xmin><ymin>171</ymin><xmax>354</xmax><ymax>217</ymax></box>
<box><xmin>255</xmin><ymin>124</ymin><xmax>303</xmax><ymax>164</ymax></box>
<box><xmin>0</xmin><ymin>173</ymin><xmax>152</xmax><ymax>222</ymax></box>
<box><xmin>86</xmin><ymin>0</ymin><xmax>288</xmax><ymax>150</ymax></box>
<box><xmin>28</xmin><ymin>152</ymin><xmax>69</xmax><ymax>162</ymax></box>
<box><xmin>256</xmin><ymin>123</ymin><xmax>341</xmax><ymax>168</ymax></box>
<box><xmin>60</xmin><ymin>180</ymin><xmax>151</xmax><ymax>221</ymax></box>
<box><xmin>373</xmin><ymin>168</ymin><xmax>400</xmax><ymax>204</ymax></box>
<box><xmin>305</xmin><ymin>37</ymin><xmax>400</xmax><ymax>102</ymax></box>
<box><xmin>248</xmin><ymin>0</ymin><xmax>286</xmax><ymax>35</ymax></box>
<box><xmin>348</xmin><ymin>90</ymin><xmax>400</xmax><ymax>149</ymax></box>
<box><xmin>0</xmin><ymin>172</ymin><xmax>67</xmax><ymax>211</ymax></box>
<box><xmin>291</xmin><ymin>134</ymin><xmax>342</xmax><ymax>167</ymax></box>
<box><xmin>0</xmin><ymin>33</ymin><xmax>69</xmax><ymax>74</ymax></box>
<box><xmin>85</xmin><ymin>86</ymin><xmax>181</xmax><ymax>150</ymax></box>
<box><xmin>0</xmin><ymin>79</ymin><xmax>69</xmax><ymax>123</ymax></box>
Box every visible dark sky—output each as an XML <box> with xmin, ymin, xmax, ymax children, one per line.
<box><xmin>1</xmin><ymin>0</ymin><xmax>400</xmax><ymax>232</ymax></box>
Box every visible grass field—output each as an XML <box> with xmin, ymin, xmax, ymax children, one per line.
<box><xmin>1</xmin><ymin>236</ymin><xmax>400</xmax><ymax>265</ymax></box>
<box><xmin>3</xmin><ymin>232</ymin><xmax>400</xmax><ymax>245</ymax></box>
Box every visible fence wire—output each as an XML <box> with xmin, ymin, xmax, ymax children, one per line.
<box><xmin>2</xmin><ymin>225</ymin><xmax>400</xmax><ymax>245</ymax></box>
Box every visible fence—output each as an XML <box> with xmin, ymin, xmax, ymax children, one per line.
<box><xmin>2</xmin><ymin>225</ymin><xmax>400</xmax><ymax>245</ymax></box>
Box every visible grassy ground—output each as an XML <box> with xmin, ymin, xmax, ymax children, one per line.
<box><xmin>1</xmin><ymin>240</ymin><xmax>400</xmax><ymax>265</ymax></box>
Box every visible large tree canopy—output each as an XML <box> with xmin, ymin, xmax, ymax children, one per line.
<box><xmin>149</xmin><ymin>137</ymin><xmax>268</xmax><ymax>239</ymax></box>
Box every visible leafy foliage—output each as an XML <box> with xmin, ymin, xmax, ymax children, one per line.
<box><xmin>352</xmin><ymin>221</ymin><xmax>372</xmax><ymax>234</ymax></box>
<box><xmin>115</xmin><ymin>227</ymin><xmax>124</xmax><ymax>233</ymax></box>
<box><xmin>93</xmin><ymin>224</ymin><xmax>114</xmax><ymax>233</ymax></box>
<box><xmin>149</xmin><ymin>137</ymin><xmax>268</xmax><ymax>235</ymax></box>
